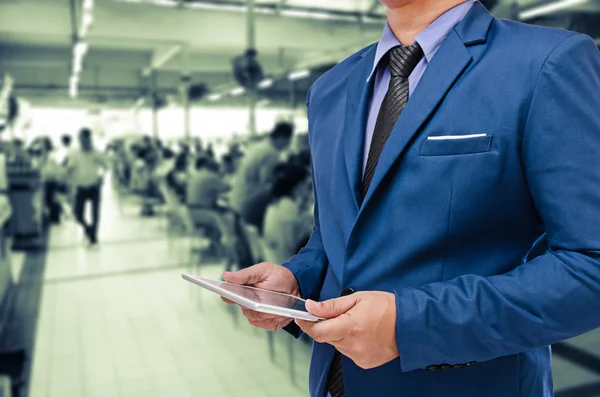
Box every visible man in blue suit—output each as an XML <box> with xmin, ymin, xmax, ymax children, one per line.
<box><xmin>223</xmin><ymin>0</ymin><xmax>600</xmax><ymax>396</ymax></box>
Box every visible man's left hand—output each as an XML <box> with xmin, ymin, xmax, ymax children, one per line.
<box><xmin>295</xmin><ymin>292</ymin><xmax>399</xmax><ymax>370</ymax></box>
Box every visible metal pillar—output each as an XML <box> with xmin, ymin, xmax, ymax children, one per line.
<box><xmin>181</xmin><ymin>46</ymin><xmax>192</xmax><ymax>139</ymax></box>
<box><xmin>247</xmin><ymin>0</ymin><xmax>257</xmax><ymax>135</ymax></box>
<box><xmin>289</xmin><ymin>80</ymin><xmax>296</xmax><ymax>109</ymax></box>
<box><xmin>152</xmin><ymin>72</ymin><xmax>159</xmax><ymax>138</ymax></box>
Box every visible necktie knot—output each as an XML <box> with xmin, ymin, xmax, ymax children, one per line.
<box><xmin>389</xmin><ymin>43</ymin><xmax>424</xmax><ymax>79</ymax></box>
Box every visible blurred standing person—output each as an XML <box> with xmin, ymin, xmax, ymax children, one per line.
<box><xmin>229</xmin><ymin>121</ymin><xmax>294</xmax><ymax>234</ymax></box>
<box><xmin>55</xmin><ymin>134</ymin><xmax>72</xmax><ymax>166</ymax></box>
<box><xmin>67</xmin><ymin>128</ymin><xmax>107</xmax><ymax>245</ymax></box>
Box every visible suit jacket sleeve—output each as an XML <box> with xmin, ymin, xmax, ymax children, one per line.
<box><xmin>281</xmin><ymin>88</ymin><xmax>329</xmax><ymax>337</ymax></box>
<box><xmin>394</xmin><ymin>34</ymin><xmax>600</xmax><ymax>372</ymax></box>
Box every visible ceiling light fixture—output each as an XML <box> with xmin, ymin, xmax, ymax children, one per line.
<box><xmin>288</xmin><ymin>69</ymin><xmax>310</xmax><ymax>81</ymax></box>
<box><xmin>280</xmin><ymin>9</ymin><xmax>357</xmax><ymax>22</ymax></box>
<box><xmin>83</xmin><ymin>0</ymin><xmax>94</xmax><ymax>11</ymax></box>
<box><xmin>230</xmin><ymin>87</ymin><xmax>246</xmax><ymax>96</ymax></box>
<box><xmin>258</xmin><ymin>78</ymin><xmax>274</xmax><ymax>89</ymax></box>
<box><xmin>208</xmin><ymin>93</ymin><xmax>223</xmax><ymax>102</ymax></box>
<box><xmin>73</xmin><ymin>41</ymin><xmax>88</xmax><ymax>57</ymax></box>
<box><xmin>519</xmin><ymin>0</ymin><xmax>589</xmax><ymax>20</ymax></box>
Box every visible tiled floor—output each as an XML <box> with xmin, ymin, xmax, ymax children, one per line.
<box><xmin>27</xmin><ymin>183</ymin><xmax>311</xmax><ymax>397</ymax></box>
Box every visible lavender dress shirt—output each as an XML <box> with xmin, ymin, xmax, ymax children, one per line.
<box><xmin>361</xmin><ymin>0</ymin><xmax>475</xmax><ymax>175</ymax></box>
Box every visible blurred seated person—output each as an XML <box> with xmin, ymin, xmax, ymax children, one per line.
<box><xmin>229</xmin><ymin>121</ymin><xmax>294</xmax><ymax>234</ymax></box>
<box><xmin>221</xmin><ymin>154</ymin><xmax>235</xmax><ymax>175</ymax></box>
<box><xmin>154</xmin><ymin>148</ymin><xmax>175</xmax><ymax>179</ymax></box>
<box><xmin>262</xmin><ymin>162</ymin><xmax>313</xmax><ymax>265</ymax></box>
<box><xmin>8</xmin><ymin>139</ymin><xmax>31</xmax><ymax>168</ymax></box>
<box><xmin>129</xmin><ymin>149</ymin><xmax>151</xmax><ymax>195</ymax></box>
<box><xmin>186</xmin><ymin>156</ymin><xmax>229</xmax><ymax>208</ymax></box>
<box><xmin>165</xmin><ymin>152</ymin><xmax>188</xmax><ymax>202</ymax></box>
<box><xmin>205</xmin><ymin>143</ymin><xmax>215</xmax><ymax>160</ymax></box>
<box><xmin>186</xmin><ymin>156</ymin><xmax>230</xmax><ymax>231</ymax></box>
<box><xmin>186</xmin><ymin>156</ymin><xmax>237</xmax><ymax>262</ymax></box>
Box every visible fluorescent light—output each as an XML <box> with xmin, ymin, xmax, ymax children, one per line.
<box><xmin>280</xmin><ymin>9</ymin><xmax>355</xmax><ymax>22</ymax></box>
<box><xmin>187</xmin><ymin>2</ymin><xmax>245</xmax><ymax>12</ymax></box>
<box><xmin>361</xmin><ymin>15</ymin><xmax>385</xmax><ymax>24</ymax></box>
<box><xmin>74</xmin><ymin>41</ymin><xmax>88</xmax><ymax>57</ymax></box>
<box><xmin>208</xmin><ymin>93</ymin><xmax>223</xmax><ymax>102</ymax></box>
<box><xmin>258</xmin><ymin>78</ymin><xmax>274</xmax><ymax>89</ymax></box>
<box><xmin>253</xmin><ymin>7</ymin><xmax>277</xmax><ymax>15</ymax></box>
<box><xmin>83</xmin><ymin>0</ymin><xmax>94</xmax><ymax>11</ymax></box>
<box><xmin>135</xmin><ymin>97</ymin><xmax>145</xmax><ymax>107</ymax></box>
<box><xmin>519</xmin><ymin>0</ymin><xmax>588</xmax><ymax>20</ymax></box>
<box><xmin>150</xmin><ymin>0</ymin><xmax>178</xmax><ymax>6</ymax></box>
<box><xmin>230</xmin><ymin>87</ymin><xmax>246</xmax><ymax>96</ymax></box>
<box><xmin>256</xmin><ymin>99</ymin><xmax>271</xmax><ymax>107</ymax></box>
<box><xmin>288</xmin><ymin>69</ymin><xmax>310</xmax><ymax>81</ymax></box>
<box><xmin>69</xmin><ymin>75</ymin><xmax>79</xmax><ymax>98</ymax></box>
<box><xmin>152</xmin><ymin>45</ymin><xmax>181</xmax><ymax>69</ymax></box>
<box><xmin>72</xmin><ymin>60</ymin><xmax>82</xmax><ymax>74</ymax></box>
<box><xmin>82</xmin><ymin>12</ymin><xmax>94</xmax><ymax>29</ymax></box>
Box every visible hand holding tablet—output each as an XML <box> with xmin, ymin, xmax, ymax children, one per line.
<box><xmin>182</xmin><ymin>274</ymin><xmax>324</xmax><ymax>322</ymax></box>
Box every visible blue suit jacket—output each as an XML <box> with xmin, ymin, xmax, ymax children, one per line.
<box><xmin>282</xmin><ymin>2</ymin><xmax>600</xmax><ymax>397</ymax></box>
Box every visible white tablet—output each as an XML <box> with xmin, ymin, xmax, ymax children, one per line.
<box><xmin>182</xmin><ymin>274</ymin><xmax>324</xmax><ymax>322</ymax></box>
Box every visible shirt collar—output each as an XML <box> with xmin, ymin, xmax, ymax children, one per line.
<box><xmin>367</xmin><ymin>0</ymin><xmax>475</xmax><ymax>82</ymax></box>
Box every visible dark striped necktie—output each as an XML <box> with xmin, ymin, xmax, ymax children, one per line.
<box><xmin>361</xmin><ymin>43</ymin><xmax>424</xmax><ymax>198</ymax></box>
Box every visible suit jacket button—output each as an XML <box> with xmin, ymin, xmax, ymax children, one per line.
<box><xmin>466</xmin><ymin>361</ymin><xmax>477</xmax><ymax>366</ymax></box>
<box><xmin>341</xmin><ymin>288</ymin><xmax>355</xmax><ymax>297</ymax></box>
<box><xmin>426</xmin><ymin>365</ymin><xmax>440</xmax><ymax>372</ymax></box>
<box><xmin>440</xmin><ymin>364</ymin><xmax>452</xmax><ymax>371</ymax></box>
<box><xmin>454</xmin><ymin>363</ymin><xmax>467</xmax><ymax>368</ymax></box>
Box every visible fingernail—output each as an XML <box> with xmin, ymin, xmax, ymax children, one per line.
<box><xmin>308</xmin><ymin>299</ymin><xmax>321</xmax><ymax>307</ymax></box>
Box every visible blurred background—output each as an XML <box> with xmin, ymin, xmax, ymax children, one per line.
<box><xmin>0</xmin><ymin>0</ymin><xmax>599</xmax><ymax>396</ymax></box>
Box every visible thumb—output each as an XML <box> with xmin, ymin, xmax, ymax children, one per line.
<box><xmin>306</xmin><ymin>295</ymin><xmax>358</xmax><ymax>319</ymax></box>
<box><xmin>223</xmin><ymin>263</ymin><xmax>269</xmax><ymax>285</ymax></box>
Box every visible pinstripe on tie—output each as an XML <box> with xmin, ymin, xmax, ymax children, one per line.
<box><xmin>361</xmin><ymin>43</ymin><xmax>424</xmax><ymax>198</ymax></box>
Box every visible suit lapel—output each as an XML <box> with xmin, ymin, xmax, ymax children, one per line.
<box><xmin>343</xmin><ymin>45</ymin><xmax>377</xmax><ymax>212</ymax></box>
<box><xmin>359</xmin><ymin>30</ymin><xmax>473</xmax><ymax>211</ymax></box>
<box><xmin>356</xmin><ymin>1</ymin><xmax>495</xmax><ymax>212</ymax></box>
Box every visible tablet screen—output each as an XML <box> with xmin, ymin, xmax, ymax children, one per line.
<box><xmin>200</xmin><ymin>277</ymin><xmax>309</xmax><ymax>312</ymax></box>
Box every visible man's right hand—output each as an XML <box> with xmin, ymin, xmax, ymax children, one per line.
<box><xmin>222</xmin><ymin>262</ymin><xmax>300</xmax><ymax>332</ymax></box>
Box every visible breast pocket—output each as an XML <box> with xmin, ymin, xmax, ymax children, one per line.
<box><xmin>419</xmin><ymin>134</ymin><xmax>493</xmax><ymax>156</ymax></box>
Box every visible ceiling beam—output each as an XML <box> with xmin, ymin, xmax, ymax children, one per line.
<box><xmin>116</xmin><ymin>0</ymin><xmax>386</xmax><ymax>23</ymax></box>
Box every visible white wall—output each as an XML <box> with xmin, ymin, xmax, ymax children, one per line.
<box><xmin>24</xmin><ymin>106</ymin><xmax>308</xmax><ymax>146</ymax></box>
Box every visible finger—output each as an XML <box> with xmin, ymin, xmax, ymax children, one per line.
<box><xmin>240</xmin><ymin>307</ymin><xmax>283</xmax><ymax>323</ymax></box>
<box><xmin>221</xmin><ymin>297</ymin><xmax>236</xmax><ymax>305</ymax></box>
<box><xmin>306</xmin><ymin>295</ymin><xmax>359</xmax><ymax>319</ymax></box>
<box><xmin>248</xmin><ymin>317</ymin><xmax>291</xmax><ymax>332</ymax></box>
<box><xmin>223</xmin><ymin>262</ymin><xmax>269</xmax><ymax>285</ymax></box>
<box><xmin>295</xmin><ymin>314</ymin><xmax>353</xmax><ymax>344</ymax></box>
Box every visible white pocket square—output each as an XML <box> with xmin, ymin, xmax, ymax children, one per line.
<box><xmin>427</xmin><ymin>133</ymin><xmax>487</xmax><ymax>141</ymax></box>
